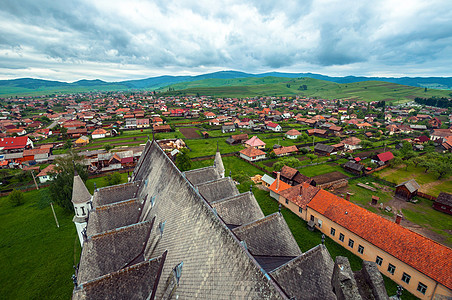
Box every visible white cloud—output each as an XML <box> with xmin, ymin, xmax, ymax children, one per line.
<box><xmin>0</xmin><ymin>0</ymin><xmax>451</xmax><ymax>81</ymax></box>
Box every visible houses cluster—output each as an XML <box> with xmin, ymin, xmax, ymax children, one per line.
<box><xmin>264</xmin><ymin>167</ymin><xmax>452</xmax><ymax>300</ymax></box>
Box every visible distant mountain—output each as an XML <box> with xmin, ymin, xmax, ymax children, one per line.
<box><xmin>1</xmin><ymin>71</ymin><xmax>451</xmax><ymax>97</ymax></box>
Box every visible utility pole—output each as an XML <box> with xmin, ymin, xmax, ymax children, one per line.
<box><xmin>31</xmin><ymin>170</ymin><xmax>39</xmax><ymax>190</ymax></box>
<box><xmin>50</xmin><ymin>202</ymin><xmax>60</xmax><ymax>228</ymax></box>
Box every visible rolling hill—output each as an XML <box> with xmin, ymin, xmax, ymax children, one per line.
<box><xmin>159</xmin><ymin>77</ymin><xmax>451</xmax><ymax>102</ymax></box>
<box><xmin>0</xmin><ymin>71</ymin><xmax>451</xmax><ymax>98</ymax></box>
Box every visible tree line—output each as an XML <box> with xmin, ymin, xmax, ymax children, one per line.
<box><xmin>414</xmin><ymin>97</ymin><xmax>451</xmax><ymax>108</ymax></box>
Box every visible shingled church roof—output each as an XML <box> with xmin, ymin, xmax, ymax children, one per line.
<box><xmin>86</xmin><ymin>198</ymin><xmax>141</xmax><ymax>237</ymax></box>
<box><xmin>73</xmin><ymin>139</ymin><xmax>387</xmax><ymax>299</ymax></box>
<box><xmin>72</xmin><ymin>174</ymin><xmax>92</xmax><ymax>204</ymax></box>
<box><xmin>183</xmin><ymin>166</ymin><xmax>220</xmax><ymax>185</ymax></box>
<box><xmin>196</xmin><ymin>177</ymin><xmax>239</xmax><ymax>203</ymax></box>
<box><xmin>270</xmin><ymin>245</ymin><xmax>336</xmax><ymax>300</ymax></box>
<box><xmin>210</xmin><ymin>192</ymin><xmax>265</xmax><ymax>229</ymax></box>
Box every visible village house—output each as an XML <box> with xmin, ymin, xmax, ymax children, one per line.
<box><xmin>37</xmin><ymin>164</ymin><xmax>57</xmax><ymax>183</ymax></box>
<box><xmin>285</xmin><ymin>129</ymin><xmax>302</xmax><ymax>140</ymax></box>
<box><xmin>432</xmin><ymin>192</ymin><xmax>452</xmax><ymax>215</ymax></box>
<box><xmin>91</xmin><ymin>128</ymin><xmax>108</xmax><ymax>139</ymax></box>
<box><xmin>239</xmin><ymin>147</ymin><xmax>266</xmax><ymax>162</ymax></box>
<box><xmin>273</xmin><ymin>145</ymin><xmax>298</xmax><ymax>157</ymax></box>
<box><xmin>225</xmin><ymin>134</ymin><xmax>248</xmax><ymax>145</ymax></box>
<box><xmin>314</xmin><ymin>143</ymin><xmax>335</xmax><ymax>156</ymax></box>
<box><xmin>342</xmin><ymin>137</ymin><xmax>362</xmax><ymax>151</ymax></box>
<box><xmin>244</xmin><ymin>136</ymin><xmax>266</xmax><ymax>149</ymax></box>
<box><xmin>0</xmin><ymin>136</ymin><xmax>34</xmax><ymax>153</ymax></box>
<box><xmin>278</xmin><ymin>165</ymin><xmax>315</xmax><ymax>186</ymax></box>
<box><xmin>395</xmin><ymin>179</ymin><xmax>420</xmax><ymax>200</ymax></box>
<box><xmin>267</xmin><ymin>122</ymin><xmax>282</xmax><ymax>132</ymax></box>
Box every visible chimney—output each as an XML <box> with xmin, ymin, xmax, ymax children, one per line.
<box><xmin>346</xmin><ymin>192</ymin><xmax>351</xmax><ymax>201</ymax></box>
<box><xmin>276</xmin><ymin>172</ymin><xmax>280</xmax><ymax>190</ymax></box>
<box><xmin>395</xmin><ymin>214</ymin><xmax>402</xmax><ymax>225</ymax></box>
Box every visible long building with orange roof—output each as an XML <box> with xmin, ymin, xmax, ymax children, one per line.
<box><xmin>306</xmin><ymin>189</ymin><xmax>452</xmax><ymax>300</ymax></box>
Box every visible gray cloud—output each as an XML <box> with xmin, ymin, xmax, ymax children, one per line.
<box><xmin>0</xmin><ymin>0</ymin><xmax>451</xmax><ymax>81</ymax></box>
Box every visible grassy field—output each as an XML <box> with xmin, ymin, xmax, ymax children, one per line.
<box><xmin>299</xmin><ymin>162</ymin><xmax>353</xmax><ymax>177</ymax></box>
<box><xmin>348</xmin><ymin>177</ymin><xmax>394</xmax><ymax>205</ymax></box>
<box><xmin>375</xmin><ymin>165</ymin><xmax>452</xmax><ymax>196</ymax></box>
<box><xmin>160</xmin><ymin>76</ymin><xmax>450</xmax><ymax>102</ymax></box>
<box><xmin>191</xmin><ymin>156</ymin><xmax>265</xmax><ymax>179</ymax></box>
<box><xmin>185</xmin><ymin>138</ymin><xmax>244</xmax><ymax>157</ymax></box>
<box><xmin>402</xmin><ymin>198</ymin><xmax>452</xmax><ymax>246</ymax></box>
<box><xmin>0</xmin><ymin>173</ymin><xmax>128</xmax><ymax>299</ymax></box>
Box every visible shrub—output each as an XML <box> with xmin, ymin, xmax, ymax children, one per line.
<box><xmin>106</xmin><ymin>172</ymin><xmax>122</xmax><ymax>186</ymax></box>
<box><xmin>9</xmin><ymin>189</ymin><xmax>24</xmax><ymax>207</ymax></box>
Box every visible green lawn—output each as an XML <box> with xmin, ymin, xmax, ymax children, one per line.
<box><xmin>348</xmin><ymin>177</ymin><xmax>394</xmax><ymax>206</ymax></box>
<box><xmin>375</xmin><ymin>165</ymin><xmax>452</xmax><ymax>196</ymax></box>
<box><xmin>402</xmin><ymin>198</ymin><xmax>452</xmax><ymax>246</ymax></box>
<box><xmin>0</xmin><ymin>173</ymin><xmax>129</xmax><ymax>299</ymax></box>
<box><xmin>191</xmin><ymin>156</ymin><xmax>265</xmax><ymax>179</ymax></box>
<box><xmin>299</xmin><ymin>162</ymin><xmax>353</xmax><ymax>177</ymax></box>
<box><xmin>185</xmin><ymin>138</ymin><xmax>244</xmax><ymax>157</ymax></box>
<box><xmin>0</xmin><ymin>189</ymin><xmax>79</xmax><ymax>299</ymax></box>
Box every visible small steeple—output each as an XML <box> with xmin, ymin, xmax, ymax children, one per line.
<box><xmin>214</xmin><ymin>142</ymin><xmax>225</xmax><ymax>178</ymax></box>
<box><xmin>71</xmin><ymin>170</ymin><xmax>92</xmax><ymax>246</ymax></box>
<box><xmin>72</xmin><ymin>174</ymin><xmax>92</xmax><ymax>205</ymax></box>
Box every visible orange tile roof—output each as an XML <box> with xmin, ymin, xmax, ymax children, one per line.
<box><xmin>280</xmin><ymin>182</ymin><xmax>320</xmax><ymax>209</ymax></box>
<box><xmin>308</xmin><ymin>189</ymin><xmax>452</xmax><ymax>290</ymax></box>
<box><xmin>239</xmin><ymin>147</ymin><xmax>266</xmax><ymax>157</ymax></box>
<box><xmin>273</xmin><ymin>145</ymin><xmax>298</xmax><ymax>156</ymax></box>
<box><xmin>268</xmin><ymin>178</ymin><xmax>291</xmax><ymax>194</ymax></box>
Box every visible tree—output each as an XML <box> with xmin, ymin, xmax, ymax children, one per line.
<box><xmin>390</xmin><ymin>156</ymin><xmax>403</xmax><ymax>168</ymax></box>
<box><xmin>104</xmin><ymin>144</ymin><xmax>113</xmax><ymax>152</ymax></box>
<box><xmin>175</xmin><ymin>148</ymin><xmax>192</xmax><ymax>171</ymax></box>
<box><xmin>106</xmin><ymin>172</ymin><xmax>122</xmax><ymax>185</ymax></box>
<box><xmin>9</xmin><ymin>189</ymin><xmax>24</xmax><ymax>207</ymax></box>
<box><xmin>306</xmin><ymin>153</ymin><xmax>317</xmax><ymax>163</ymax></box>
<box><xmin>63</xmin><ymin>139</ymin><xmax>72</xmax><ymax>150</ymax></box>
<box><xmin>359</xmin><ymin>140</ymin><xmax>372</xmax><ymax>149</ymax></box>
<box><xmin>48</xmin><ymin>150</ymin><xmax>88</xmax><ymax>211</ymax></box>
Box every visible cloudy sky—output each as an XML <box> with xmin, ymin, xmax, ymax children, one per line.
<box><xmin>1</xmin><ymin>0</ymin><xmax>451</xmax><ymax>82</ymax></box>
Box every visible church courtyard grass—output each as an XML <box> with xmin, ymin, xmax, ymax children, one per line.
<box><xmin>0</xmin><ymin>173</ymin><xmax>128</xmax><ymax>299</ymax></box>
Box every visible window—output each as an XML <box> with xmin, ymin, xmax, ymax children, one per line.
<box><xmin>310</xmin><ymin>215</ymin><xmax>314</xmax><ymax>221</ymax></box>
<box><xmin>376</xmin><ymin>256</ymin><xmax>383</xmax><ymax>266</ymax></box>
<box><xmin>387</xmin><ymin>264</ymin><xmax>396</xmax><ymax>275</ymax></box>
<box><xmin>330</xmin><ymin>228</ymin><xmax>336</xmax><ymax>236</ymax></box>
<box><xmin>298</xmin><ymin>207</ymin><xmax>302</xmax><ymax>213</ymax></box>
<box><xmin>285</xmin><ymin>199</ymin><xmax>289</xmax><ymax>205</ymax></box>
<box><xmin>401</xmin><ymin>272</ymin><xmax>411</xmax><ymax>284</ymax></box>
<box><xmin>81</xmin><ymin>206</ymin><xmax>85</xmax><ymax>216</ymax></box>
<box><xmin>358</xmin><ymin>245</ymin><xmax>364</xmax><ymax>254</ymax></box>
<box><xmin>417</xmin><ymin>282</ymin><xmax>427</xmax><ymax>295</ymax></box>
<box><xmin>339</xmin><ymin>233</ymin><xmax>344</xmax><ymax>242</ymax></box>
<box><xmin>348</xmin><ymin>239</ymin><xmax>354</xmax><ymax>248</ymax></box>
<box><xmin>74</xmin><ymin>207</ymin><xmax>78</xmax><ymax>216</ymax></box>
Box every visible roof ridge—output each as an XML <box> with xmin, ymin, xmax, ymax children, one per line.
<box><xmin>210</xmin><ymin>191</ymin><xmax>252</xmax><ymax>205</ymax></box>
<box><xmin>269</xmin><ymin>244</ymin><xmax>325</xmax><ymax>274</ymax></box>
<box><xmin>233</xmin><ymin>212</ymin><xmax>280</xmax><ymax>232</ymax></box>
<box><xmin>95</xmin><ymin>198</ymin><xmax>139</xmax><ymax>211</ymax></box>
<box><xmin>90</xmin><ymin>220</ymin><xmax>150</xmax><ymax>240</ymax></box>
